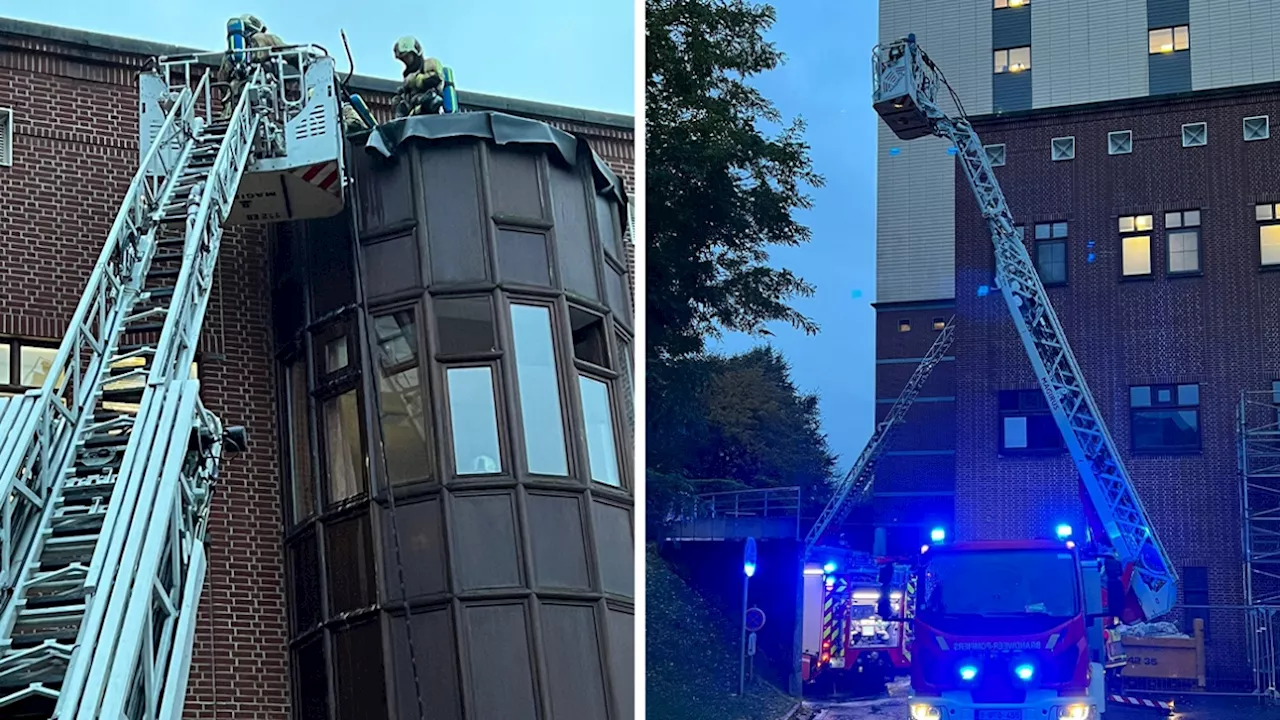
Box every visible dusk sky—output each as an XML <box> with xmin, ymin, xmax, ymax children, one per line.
<box><xmin>7</xmin><ymin>0</ymin><xmax>635</xmax><ymax>114</ymax></box>
<box><xmin>710</xmin><ymin>0</ymin><xmax>880</xmax><ymax>472</ymax></box>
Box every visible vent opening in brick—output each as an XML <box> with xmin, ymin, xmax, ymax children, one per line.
<box><xmin>1051</xmin><ymin>136</ymin><xmax>1075</xmax><ymax>161</ymax></box>
<box><xmin>1182</xmin><ymin>122</ymin><xmax>1207</xmax><ymax>148</ymax></box>
<box><xmin>1244</xmin><ymin>116</ymin><xmax>1270</xmax><ymax>142</ymax></box>
<box><xmin>985</xmin><ymin>144</ymin><xmax>1006</xmax><ymax>167</ymax></box>
<box><xmin>1108</xmin><ymin>130</ymin><xmax>1132</xmax><ymax>155</ymax></box>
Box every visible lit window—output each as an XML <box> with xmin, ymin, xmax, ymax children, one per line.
<box><xmin>994</xmin><ymin>47</ymin><xmax>1031</xmax><ymax>74</ymax></box>
<box><xmin>1256</xmin><ymin>205</ymin><xmax>1280</xmax><ymax>266</ymax></box>
<box><xmin>1149</xmin><ymin>26</ymin><xmax>1190</xmax><ymax>55</ymax></box>
<box><xmin>999</xmin><ymin>389</ymin><xmax>1063</xmax><ymax>454</ymax></box>
<box><xmin>1166</xmin><ymin>210</ymin><xmax>1202</xmax><ymax>274</ymax></box>
<box><xmin>1130</xmin><ymin>383</ymin><xmax>1200</xmax><ymax>453</ymax></box>
<box><xmin>510</xmin><ymin>304</ymin><xmax>569</xmax><ymax>476</ymax></box>
<box><xmin>898</xmin><ymin>319</ymin><xmax>911</xmax><ymax>333</ymax></box>
<box><xmin>932</xmin><ymin>318</ymin><xmax>946</xmax><ymax>331</ymax></box>
<box><xmin>1122</xmin><ymin>236</ymin><xmax>1152</xmax><ymax>276</ymax></box>
<box><xmin>993</xmin><ymin>0</ymin><xmax>1028</xmax><ymax>7</ymax></box>
<box><xmin>445</xmin><ymin>366</ymin><xmax>503</xmax><ymax>476</ymax></box>
<box><xmin>0</xmin><ymin>338</ymin><xmax>59</xmax><ymax>394</ymax></box>
<box><xmin>579</xmin><ymin>376</ymin><xmax>621</xmax><ymax>487</ymax></box>
<box><xmin>1033</xmin><ymin>222</ymin><xmax>1068</xmax><ymax>285</ymax></box>
<box><xmin>1119</xmin><ymin>214</ymin><xmax>1154</xmax><ymax>233</ymax></box>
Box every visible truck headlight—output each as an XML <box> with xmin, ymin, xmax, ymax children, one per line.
<box><xmin>1054</xmin><ymin>704</ymin><xmax>1094</xmax><ymax>720</ymax></box>
<box><xmin>910</xmin><ymin>704</ymin><xmax>942</xmax><ymax>720</ymax></box>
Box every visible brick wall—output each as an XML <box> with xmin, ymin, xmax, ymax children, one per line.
<box><xmin>953</xmin><ymin>85</ymin><xmax>1280</xmax><ymax>606</ymax></box>
<box><xmin>0</xmin><ymin>29</ymin><xmax>633</xmax><ymax>718</ymax></box>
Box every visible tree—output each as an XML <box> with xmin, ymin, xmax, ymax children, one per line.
<box><xmin>646</xmin><ymin>0</ymin><xmax>824</xmax><ymax>361</ymax></box>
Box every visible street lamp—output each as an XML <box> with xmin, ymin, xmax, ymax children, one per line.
<box><xmin>740</xmin><ymin>537</ymin><xmax>757</xmax><ymax>696</ymax></box>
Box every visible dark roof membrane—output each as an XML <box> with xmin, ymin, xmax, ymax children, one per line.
<box><xmin>363</xmin><ymin>111</ymin><xmax>629</xmax><ymax>211</ymax></box>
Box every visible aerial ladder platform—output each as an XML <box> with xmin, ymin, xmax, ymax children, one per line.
<box><xmin>870</xmin><ymin>35</ymin><xmax>1177</xmax><ymax>623</ymax></box>
<box><xmin>0</xmin><ymin>43</ymin><xmax>345</xmax><ymax>719</ymax></box>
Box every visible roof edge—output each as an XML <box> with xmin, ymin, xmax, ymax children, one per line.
<box><xmin>971</xmin><ymin>79</ymin><xmax>1280</xmax><ymax>126</ymax></box>
<box><xmin>0</xmin><ymin>16</ymin><xmax>635</xmax><ymax>130</ymax></box>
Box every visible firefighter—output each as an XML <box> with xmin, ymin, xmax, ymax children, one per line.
<box><xmin>216</xmin><ymin>15</ymin><xmax>288</xmax><ymax>119</ymax></box>
<box><xmin>341</xmin><ymin>102</ymin><xmax>368</xmax><ymax>134</ymax></box>
<box><xmin>392</xmin><ymin>36</ymin><xmax>446</xmax><ymax>117</ymax></box>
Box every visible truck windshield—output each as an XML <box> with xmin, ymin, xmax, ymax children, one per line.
<box><xmin>919</xmin><ymin>549</ymin><xmax>1079</xmax><ymax>620</ymax></box>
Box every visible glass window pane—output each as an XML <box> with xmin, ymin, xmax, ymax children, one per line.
<box><xmin>0</xmin><ymin>344</ymin><xmax>11</xmax><ymax>387</ymax></box>
<box><xmin>294</xmin><ymin>637</ymin><xmax>330</xmax><ymax>720</ymax></box>
<box><xmin>1157</xmin><ymin>387</ymin><xmax>1173</xmax><ymax>404</ymax></box>
<box><xmin>1256</xmin><ymin>204</ymin><xmax>1274</xmax><ymax>221</ymax></box>
<box><xmin>1165</xmin><ymin>211</ymin><xmax>1182</xmax><ymax>228</ymax></box>
<box><xmin>1183</xmin><ymin>210</ymin><xmax>1200</xmax><ymax>226</ymax></box>
<box><xmin>1119</xmin><ymin>216</ymin><xmax>1135</xmax><ymax>233</ymax></box>
<box><xmin>446</xmin><ymin>367</ymin><xmax>502</xmax><ymax>475</ymax></box>
<box><xmin>1136</xmin><ymin>215</ymin><xmax>1153</xmax><ymax>231</ymax></box>
<box><xmin>1261</xmin><ymin>225</ymin><xmax>1280</xmax><ymax>265</ymax></box>
<box><xmin>372</xmin><ymin>312</ymin><xmax>431</xmax><ymax>484</ymax></box>
<box><xmin>510</xmin><ymin>304</ymin><xmax>569</xmax><ymax>475</ymax></box>
<box><xmin>617</xmin><ymin>335</ymin><xmax>634</xmax><ymax>443</ymax></box>
<box><xmin>1174</xmin><ymin>25</ymin><xmax>1189</xmax><ymax>50</ymax></box>
<box><xmin>1122</xmin><ymin>236</ymin><xmax>1151</xmax><ymax>275</ymax></box>
<box><xmin>288</xmin><ymin>363</ymin><xmax>314</xmax><ymax>522</ymax></box>
<box><xmin>1052</xmin><ymin>222</ymin><xmax>1067</xmax><ymax>238</ymax></box>
<box><xmin>323</xmin><ymin>390</ymin><xmax>364</xmax><ymax>503</ymax></box>
<box><xmin>326</xmin><ymin>514</ymin><xmax>377</xmax><ymax>615</ymax></box>
<box><xmin>1034</xmin><ymin>224</ymin><xmax>1050</xmax><ymax>240</ymax></box>
<box><xmin>1169</xmin><ymin>230</ymin><xmax>1199</xmax><ymax>273</ymax></box>
<box><xmin>19</xmin><ymin>346</ymin><xmax>56</xmax><ymax>387</ymax></box>
<box><xmin>1177</xmin><ymin>384</ymin><xmax>1199</xmax><ymax>406</ymax></box>
<box><xmin>325</xmin><ymin>336</ymin><xmax>350</xmax><ymax>374</ymax></box>
<box><xmin>1130</xmin><ymin>386</ymin><xmax>1152</xmax><ymax>407</ymax></box>
<box><xmin>579</xmin><ymin>376</ymin><xmax>621</xmax><ymax>486</ymax></box>
<box><xmin>436</xmin><ymin>296</ymin><xmax>498</xmax><ymax>356</ymax></box>
<box><xmin>290</xmin><ymin>532</ymin><xmax>323</xmax><ymax>633</ymax></box>
<box><xmin>994</xmin><ymin>50</ymin><xmax>1008</xmax><ymax>73</ymax></box>
<box><xmin>1009</xmin><ymin>47</ymin><xmax>1030</xmax><ymax>71</ymax></box>
<box><xmin>570</xmin><ymin>307</ymin><xmax>609</xmax><ymax>367</ymax></box>
<box><xmin>1149</xmin><ymin>28</ymin><xmax>1173</xmax><ymax>54</ymax></box>
<box><xmin>1004</xmin><ymin>416</ymin><xmax>1028</xmax><ymax>449</ymax></box>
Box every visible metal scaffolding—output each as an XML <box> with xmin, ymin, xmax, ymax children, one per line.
<box><xmin>1238</xmin><ymin>388</ymin><xmax>1280</xmax><ymax>699</ymax></box>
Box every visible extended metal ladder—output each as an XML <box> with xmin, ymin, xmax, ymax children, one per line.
<box><xmin>871</xmin><ymin>36</ymin><xmax>1177</xmax><ymax>620</ymax></box>
<box><xmin>0</xmin><ymin>65</ymin><xmax>268</xmax><ymax>719</ymax></box>
<box><xmin>803</xmin><ymin>317</ymin><xmax>955</xmax><ymax>559</ymax></box>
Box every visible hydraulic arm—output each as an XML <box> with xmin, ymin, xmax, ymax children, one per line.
<box><xmin>871</xmin><ymin>35</ymin><xmax>1176</xmax><ymax>621</ymax></box>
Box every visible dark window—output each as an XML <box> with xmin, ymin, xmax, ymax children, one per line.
<box><xmin>1165</xmin><ymin>210</ymin><xmax>1202</xmax><ymax>274</ymax></box>
<box><xmin>290</xmin><ymin>530</ymin><xmax>323</xmax><ymax>634</ymax></box>
<box><xmin>570</xmin><ymin>307</ymin><xmax>609</xmax><ymax>368</ymax></box>
<box><xmin>1255</xmin><ymin>204</ymin><xmax>1280</xmax><ymax>267</ymax></box>
<box><xmin>294</xmin><ymin>637</ymin><xmax>330</xmax><ymax>720</ymax></box>
<box><xmin>1130</xmin><ymin>383</ymin><xmax>1200</xmax><ymax>453</ymax></box>
<box><xmin>1034</xmin><ymin>221</ymin><xmax>1068</xmax><ymax>285</ymax></box>
<box><xmin>333</xmin><ymin>620</ymin><xmax>388</xmax><ymax>719</ymax></box>
<box><xmin>326</xmin><ymin>514</ymin><xmax>377</xmax><ymax>615</ymax></box>
<box><xmin>436</xmin><ymin>296</ymin><xmax>498</xmax><ymax>356</ymax></box>
<box><xmin>322</xmin><ymin>389</ymin><xmax>366</xmax><ymax>503</ymax></box>
<box><xmin>371</xmin><ymin>310</ymin><xmax>431</xmax><ymax>485</ymax></box>
<box><xmin>286</xmin><ymin>362</ymin><xmax>315</xmax><ymax>523</ymax></box>
<box><xmin>1183</xmin><ymin>566</ymin><xmax>1209</xmax><ymax>641</ymax></box>
<box><xmin>998</xmin><ymin>389</ymin><xmax>1064</xmax><ymax>454</ymax></box>
<box><xmin>617</xmin><ymin>333</ymin><xmax>635</xmax><ymax>450</ymax></box>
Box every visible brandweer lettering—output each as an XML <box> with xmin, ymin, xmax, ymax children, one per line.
<box><xmin>953</xmin><ymin>641</ymin><xmax>1042</xmax><ymax>651</ymax></box>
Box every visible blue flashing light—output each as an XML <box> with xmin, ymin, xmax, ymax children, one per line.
<box><xmin>959</xmin><ymin>665</ymin><xmax>978</xmax><ymax>681</ymax></box>
<box><xmin>1086</xmin><ymin>252</ymin><xmax>1097</xmax><ymax>264</ymax></box>
<box><xmin>947</xmin><ymin>146</ymin><xmax>958</xmax><ymax>156</ymax></box>
<box><xmin>977</xmin><ymin>284</ymin><xmax>991</xmax><ymax>297</ymax></box>
<box><xmin>1015</xmin><ymin>664</ymin><xmax>1035</xmax><ymax>681</ymax></box>
<box><xmin>930</xmin><ymin>527</ymin><xmax>946</xmax><ymax>543</ymax></box>
<box><xmin>823</xmin><ymin>561</ymin><xmax>838</xmax><ymax>574</ymax></box>
<box><xmin>744</xmin><ymin>562</ymin><xmax>757</xmax><ymax>578</ymax></box>
<box><xmin>889</xmin><ymin>147</ymin><xmax>902</xmax><ymax>156</ymax></box>
<box><xmin>1056</xmin><ymin>524</ymin><xmax>1073</xmax><ymax>540</ymax></box>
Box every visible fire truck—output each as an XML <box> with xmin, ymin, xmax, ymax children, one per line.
<box><xmin>871</xmin><ymin>34</ymin><xmax>1177</xmax><ymax>720</ymax></box>
<box><xmin>801</xmin><ymin>551</ymin><xmax>912</xmax><ymax>694</ymax></box>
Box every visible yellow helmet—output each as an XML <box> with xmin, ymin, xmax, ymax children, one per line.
<box><xmin>394</xmin><ymin>36</ymin><xmax>422</xmax><ymax>60</ymax></box>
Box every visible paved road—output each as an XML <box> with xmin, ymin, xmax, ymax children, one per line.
<box><xmin>809</xmin><ymin>695</ymin><xmax>1280</xmax><ymax>720</ymax></box>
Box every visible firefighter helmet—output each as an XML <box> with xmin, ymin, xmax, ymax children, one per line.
<box><xmin>394</xmin><ymin>36</ymin><xmax>423</xmax><ymax>62</ymax></box>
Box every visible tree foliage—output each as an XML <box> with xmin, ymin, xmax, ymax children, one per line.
<box><xmin>646</xmin><ymin>0</ymin><xmax>824</xmax><ymax>361</ymax></box>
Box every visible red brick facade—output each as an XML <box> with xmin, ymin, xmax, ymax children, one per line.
<box><xmin>0</xmin><ymin>24</ymin><xmax>633</xmax><ymax>719</ymax></box>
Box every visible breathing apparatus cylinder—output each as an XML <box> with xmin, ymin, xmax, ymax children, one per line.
<box><xmin>226</xmin><ymin>17</ymin><xmax>249</xmax><ymax>69</ymax></box>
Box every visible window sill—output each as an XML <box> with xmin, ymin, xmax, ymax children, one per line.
<box><xmin>1260</xmin><ymin>263</ymin><xmax>1280</xmax><ymax>274</ymax></box>
<box><xmin>1119</xmin><ymin>274</ymin><xmax>1156</xmax><ymax>282</ymax></box>
<box><xmin>1131</xmin><ymin>448</ymin><xmax>1202</xmax><ymax>456</ymax></box>
<box><xmin>998</xmin><ymin>448</ymin><xmax>1068</xmax><ymax>458</ymax></box>
<box><xmin>1167</xmin><ymin>270</ymin><xmax>1203</xmax><ymax>279</ymax></box>
<box><xmin>1041</xmin><ymin>281</ymin><xmax>1068</xmax><ymax>288</ymax></box>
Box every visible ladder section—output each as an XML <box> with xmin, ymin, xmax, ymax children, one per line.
<box><xmin>0</xmin><ymin>66</ymin><xmax>262</xmax><ymax>720</ymax></box>
<box><xmin>871</xmin><ymin>37</ymin><xmax>1177</xmax><ymax>620</ymax></box>
<box><xmin>803</xmin><ymin>316</ymin><xmax>955</xmax><ymax>559</ymax></box>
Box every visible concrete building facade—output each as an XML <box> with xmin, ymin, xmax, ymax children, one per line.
<box><xmin>872</xmin><ymin>0</ymin><xmax>1280</xmax><ymax>618</ymax></box>
<box><xmin>0</xmin><ymin>17</ymin><xmax>634</xmax><ymax>720</ymax></box>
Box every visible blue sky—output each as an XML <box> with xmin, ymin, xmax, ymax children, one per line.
<box><xmin>8</xmin><ymin>0</ymin><xmax>635</xmax><ymax>114</ymax></box>
<box><xmin>711</xmin><ymin>0</ymin><xmax>880</xmax><ymax>471</ymax></box>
